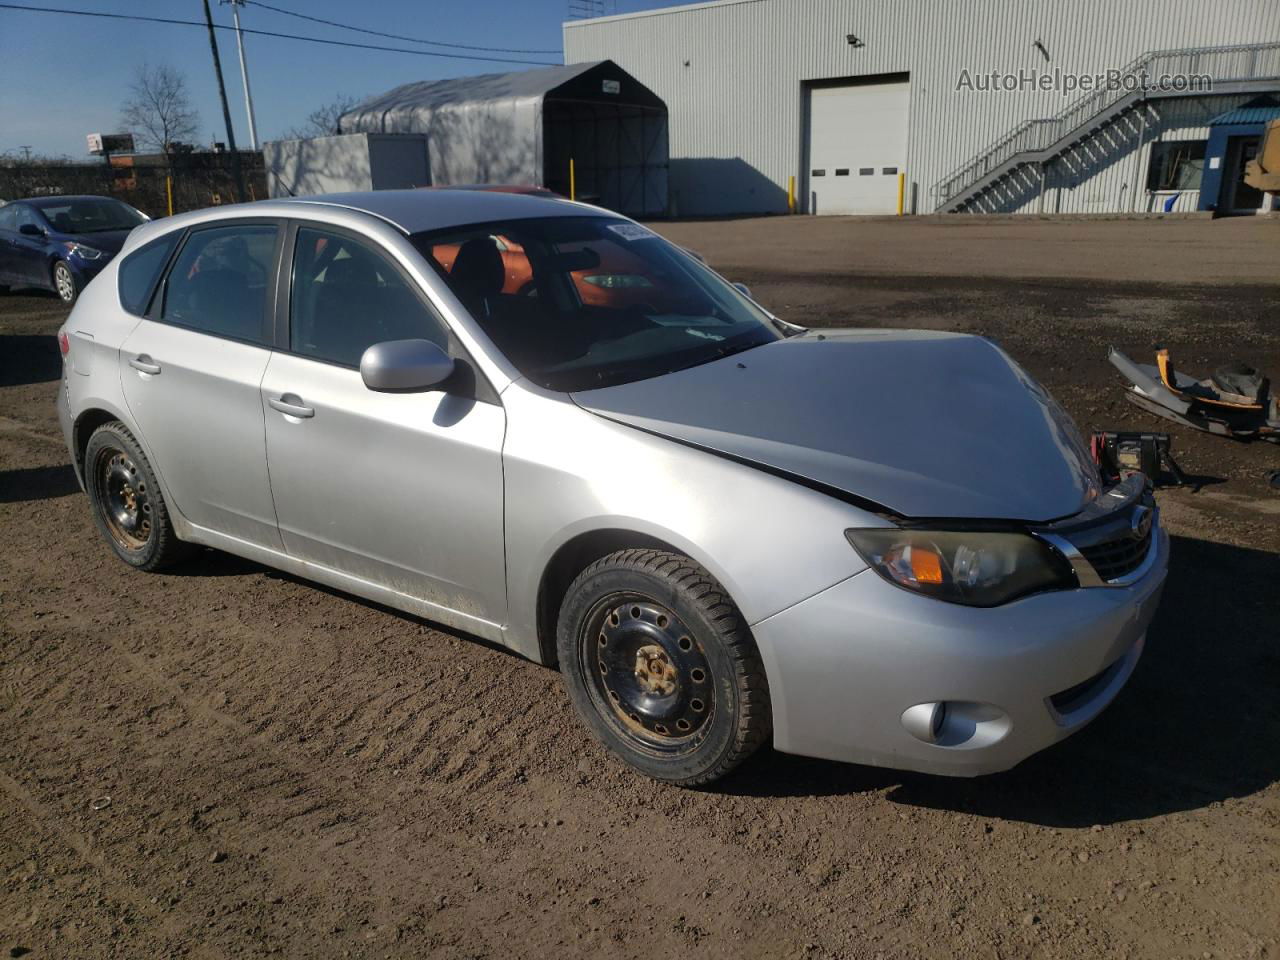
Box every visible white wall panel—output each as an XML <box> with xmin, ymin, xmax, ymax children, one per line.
<box><xmin>565</xmin><ymin>0</ymin><xmax>1280</xmax><ymax>215</ymax></box>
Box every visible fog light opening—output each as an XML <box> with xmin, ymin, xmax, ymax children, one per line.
<box><xmin>900</xmin><ymin>701</ymin><xmax>1012</xmax><ymax>750</ymax></box>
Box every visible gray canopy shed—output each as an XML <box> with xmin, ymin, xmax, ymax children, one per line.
<box><xmin>339</xmin><ymin>60</ymin><xmax>669</xmax><ymax>217</ymax></box>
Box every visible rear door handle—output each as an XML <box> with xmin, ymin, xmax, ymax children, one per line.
<box><xmin>128</xmin><ymin>354</ymin><xmax>161</xmax><ymax>375</ymax></box>
<box><xmin>268</xmin><ymin>393</ymin><xmax>315</xmax><ymax>419</ymax></box>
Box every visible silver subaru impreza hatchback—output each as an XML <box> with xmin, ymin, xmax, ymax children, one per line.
<box><xmin>56</xmin><ymin>190</ymin><xmax>1167</xmax><ymax>786</ymax></box>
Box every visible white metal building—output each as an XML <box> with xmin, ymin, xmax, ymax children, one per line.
<box><xmin>563</xmin><ymin>0</ymin><xmax>1280</xmax><ymax>216</ymax></box>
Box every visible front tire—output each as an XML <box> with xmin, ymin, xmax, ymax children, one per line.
<box><xmin>84</xmin><ymin>421</ymin><xmax>190</xmax><ymax>571</ymax></box>
<box><xmin>53</xmin><ymin>260</ymin><xmax>79</xmax><ymax>304</ymax></box>
<box><xmin>557</xmin><ymin>549</ymin><xmax>771</xmax><ymax>787</ymax></box>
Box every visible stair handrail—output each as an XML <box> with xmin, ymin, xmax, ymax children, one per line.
<box><xmin>931</xmin><ymin>41</ymin><xmax>1280</xmax><ymax>208</ymax></box>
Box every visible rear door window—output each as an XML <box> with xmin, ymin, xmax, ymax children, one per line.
<box><xmin>161</xmin><ymin>223</ymin><xmax>279</xmax><ymax>345</ymax></box>
<box><xmin>118</xmin><ymin>233</ymin><xmax>180</xmax><ymax>316</ymax></box>
<box><xmin>12</xmin><ymin>205</ymin><xmax>43</xmax><ymax>233</ymax></box>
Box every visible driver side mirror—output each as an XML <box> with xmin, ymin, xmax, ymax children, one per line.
<box><xmin>19</xmin><ymin>223</ymin><xmax>44</xmax><ymax>238</ymax></box>
<box><xmin>359</xmin><ymin>339</ymin><xmax>455</xmax><ymax>393</ymax></box>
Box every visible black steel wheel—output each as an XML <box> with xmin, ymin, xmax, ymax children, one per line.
<box><xmin>93</xmin><ymin>447</ymin><xmax>153</xmax><ymax>550</ymax></box>
<box><xmin>557</xmin><ymin>549</ymin><xmax>771</xmax><ymax>786</ymax></box>
<box><xmin>586</xmin><ymin>597</ymin><xmax>715</xmax><ymax>747</ymax></box>
<box><xmin>84</xmin><ymin>421</ymin><xmax>190</xmax><ymax>571</ymax></box>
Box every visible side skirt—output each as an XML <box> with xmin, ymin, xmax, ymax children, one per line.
<box><xmin>175</xmin><ymin>518</ymin><xmax>511</xmax><ymax>649</ymax></box>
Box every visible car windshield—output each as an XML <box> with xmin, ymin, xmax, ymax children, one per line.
<box><xmin>33</xmin><ymin>197</ymin><xmax>146</xmax><ymax>234</ymax></box>
<box><xmin>411</xmin><ymin>216</ymin><xmax>783</xmax><ymax>391</ymax></box>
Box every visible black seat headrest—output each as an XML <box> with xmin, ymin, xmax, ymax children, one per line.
<box><xmin>449</xmin><ymin>237</ymin><xmax>505</xmax><ymax>301</ymax></box>
<box><xmin>324</xmin><ymin>255</ymin><xmax>380</xmax><ymax>287</ymax></box>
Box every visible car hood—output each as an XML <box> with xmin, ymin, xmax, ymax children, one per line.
<box><xmin>571</xmin><ymin>329</ymin><xmax>1100</xmax><ymax>522</ymax></box>
<box><xmin>60</xmin><ymin>229</ymin><xmax>131</xmax><ymax>254</ymax></box>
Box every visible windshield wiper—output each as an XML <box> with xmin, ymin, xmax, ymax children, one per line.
<box><xmin>662</xmin><ymin>338</ymin><xmax>765</xmax><ymax>377</ymax></box>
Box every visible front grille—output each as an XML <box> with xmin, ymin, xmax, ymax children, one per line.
<box><xmin>1036</xmin><ymin>475</ymin><xmax>1156</xmax><ymax>587</ymax></box>
<box><xmin>1077</xmin><ymin>524</ymin><xmax>1152</xmax><ymax>582</ymax></box>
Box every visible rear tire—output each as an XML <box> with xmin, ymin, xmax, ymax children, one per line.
<box><xmin>84</xmin><ymin>421</ymin><xmax>191</xmax><ymax>572</ymax></box>
<box><xmin>53</xmin><ymin>260</ymin><xmax>79</xmax><ymax>304</ymax></box>
<box><xmin>557</xmin><ymin>549</ymin><xmax>771</xmax><ymax>787</ymax></box>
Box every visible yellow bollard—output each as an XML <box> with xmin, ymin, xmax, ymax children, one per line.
<box><xmin>166</xmin><ymin>175</ymin><xmax>174</xmax><ymax>217</ymax></box>
<box><xmin>569</xmin><ymin>157</ymin><xmax>576</xmax><ymax>202</ymax></box>
<box><xmin>897</xmin><ymin>172</ymin><xmax>906</xmax><ymax>215</ymax></box>
<box><xmin>788</xmin><ymin>175</ymin><xmax>796</xmax><ymax>214</ymax></box>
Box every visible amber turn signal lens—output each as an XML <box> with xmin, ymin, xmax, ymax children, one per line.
<box><xmin>909</xmin><ymin>547</ymin><xmax>944</xmax><ymax>584</ymax></box>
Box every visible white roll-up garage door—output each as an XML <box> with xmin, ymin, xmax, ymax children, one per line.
<box><xmin>805</xmin><ymin>78</ymin><xmax>910</xmax><ymax>215</ymax></box>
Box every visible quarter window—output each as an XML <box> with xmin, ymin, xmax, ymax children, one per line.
<box><xmin>162</xmin><ymin>224</ymin><xmax>278</xmax><ymax>344</ymax></box>
<box><xmin>118</xmin><ymin>234</ymin><xmax>180</xmax><ymax>316</ymax></box>
<box><xmin>290</xmin><ymin>227</ymin><xmax>448</xmax><ymax>368</ymax></box>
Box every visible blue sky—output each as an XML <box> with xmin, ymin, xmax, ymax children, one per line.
<box><xmin>0</xmin><ymin>0</ymin><xmax>687</xmax><ymax>158</ymax></box>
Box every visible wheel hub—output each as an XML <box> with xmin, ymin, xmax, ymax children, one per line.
<box><xmin>633</xmin><ymin>643</ymin><xmax>677</xmax><ymax>696</ymax></box>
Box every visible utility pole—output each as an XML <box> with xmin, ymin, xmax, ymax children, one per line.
<box><xmin>201</xmin><ymin>0</ymin><xmax>247</xmax><ymax>203</ymax></box>
<box><xmin>223</xmin><ymin>0</ymin><xmax>260</xmax><ymax>151</ymax></box>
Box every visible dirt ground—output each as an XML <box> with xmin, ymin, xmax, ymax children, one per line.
<box><xmin>2</xmin><ymin>216</ymin><xmax>1278</xmax><ymax>960</ymax></box>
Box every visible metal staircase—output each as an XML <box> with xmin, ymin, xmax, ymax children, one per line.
<box><xmin>932</xmin><ymin>42</ymin><xmax>1280</xmax><ymax>213</ymax></box>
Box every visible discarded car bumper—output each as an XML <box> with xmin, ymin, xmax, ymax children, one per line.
<box><xmin>752</xmin><ymin>525</ymin><xmax>1169</xmax><ymax>776</ymax></box>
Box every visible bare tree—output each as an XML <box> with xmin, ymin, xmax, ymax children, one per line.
<box><xmin>282</xmin><ymin>94</ymin><xmax>363</xmax><ymax>140</ymax></box>
<box><xmin>121</xmin><ymin>64</ymin><xmax>200</xmax><ymax>152</ymax></box>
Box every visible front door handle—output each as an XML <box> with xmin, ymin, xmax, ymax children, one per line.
<box><xmin>268</xmin><ymin>393</ymin><xmax>315</xmax><ymax>419</ymax></box>
<box><xmin>129</xmin><ymin>354</ymin><xmax>162</xmax><ymax>375</ymax></box>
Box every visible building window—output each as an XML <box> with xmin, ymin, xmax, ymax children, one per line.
<box><xmin>1147</xmin><ymin>140</ymin><xmax>1206</xmax><ymax>191</ymax></box>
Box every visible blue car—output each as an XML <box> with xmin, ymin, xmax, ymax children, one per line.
<box><xmin>0</xmin><ymin>195</ymin><xmax>149</xmax><ymax>304</ymax></box>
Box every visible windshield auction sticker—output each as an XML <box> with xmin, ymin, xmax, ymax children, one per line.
<box><xmin>607</xmin><ymin>223</ymin><xmax>658</xmax><ymax>242</ymax></box>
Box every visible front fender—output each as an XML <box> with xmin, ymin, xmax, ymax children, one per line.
<box><xmin>500</xmin><ymin>383</ymin><xmax>873</xmax><ymax>662</ymax></box>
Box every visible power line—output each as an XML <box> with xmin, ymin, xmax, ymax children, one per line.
<box><xmin>245</xmin><ymin>0</ymin><xmax>562</xmax><ymax>56</ymax></box>
<box><xmin>0</xmin><ymin>3</ymin><xmax>561</xmax><ymax>66</ymax></box>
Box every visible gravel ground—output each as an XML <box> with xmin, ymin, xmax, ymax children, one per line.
<box><xmin>1</xmin><ymin>216</ymin><xmax>1278</xmax><ymax>960</ymax></box>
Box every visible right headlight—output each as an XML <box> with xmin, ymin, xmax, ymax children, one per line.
<box><xmin>845</xmin><ymin>527</ymin><xmax>1075</xmax><ymax>607</ymax></box>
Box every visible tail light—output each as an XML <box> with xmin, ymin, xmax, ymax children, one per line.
<box><xmin>58</xmin><ymin>330</ymin><xmax>71</xmax><ymax>357</ymax></box>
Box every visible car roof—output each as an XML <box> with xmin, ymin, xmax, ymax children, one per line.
<box><xmin>276</xmin><ymin>189</ymin><xmax>606</xmax><ymax>234</ymax></box>
<box><xmin>26</xmin><ymin>195</ymin><xmax>120</xmax><ymax>208</ymax></box>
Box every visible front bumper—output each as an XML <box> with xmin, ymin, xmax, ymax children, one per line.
<box><xmin>752</xmin><ymin>525</ymin><xmax>1169</xmax><ymax>776</ymax></box>
<box><xmin>68</xmin><ymin>257</ymin><xmax>107</xmax><ymax>285</ymax></box>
